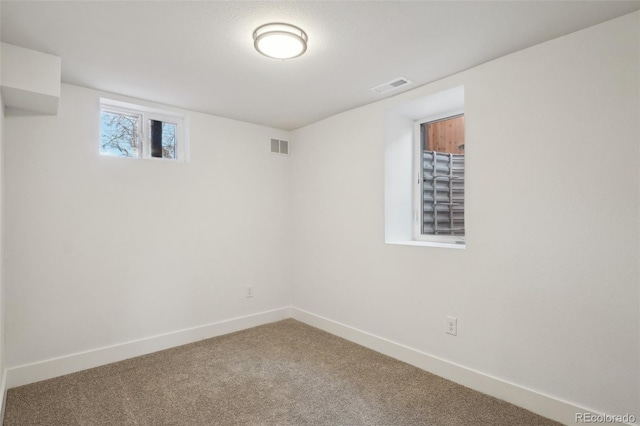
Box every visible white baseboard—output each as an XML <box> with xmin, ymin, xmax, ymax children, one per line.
<box><xmin>291</xmin><ymin>307</ymin><xmax>631</xmax><ymax>426</ymax></box>
<box><xmin>0</xmin><ymin>368</ymin><xmax>7</xmax><ymax>425</ymax></box>
<box><xmin>6</xmin><ymin>307</ymin><xmax>292</xmax><ymax>389</ymax></box>
<box><xmin>0</xmin><ymin>369</ymin><xmax>7</xmax><ymax>425</ymax></box>
<box><xmin>4</xmin><ymin>306</ymin><xmax>636</xmax><ymax>426</ymax></box>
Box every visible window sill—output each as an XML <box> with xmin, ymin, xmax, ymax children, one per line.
<box><xmin>385</xmin><ymin>240</ymin><xmax>466</xmax><ymax>250</ymax></box>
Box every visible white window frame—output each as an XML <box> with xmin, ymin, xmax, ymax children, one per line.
<box><xmin>413</xmin><ymin>108</ymin><xmax>465</xmax><ymax>246</ymax></box>
<box><xmin>100</xmin><ymin>98</ymin><xmax>188</xmax><ymax>162</ymax></box>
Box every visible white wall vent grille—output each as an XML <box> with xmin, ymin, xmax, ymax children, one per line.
<box><xmin>270</xmin><ymin>139</ymin><xmax>289</xmax><ymax>155</ymax></box>
<box><xmin>371</xmin><ymin>77</ymin><xmax>413</xmax><ymax>94</ymax></box>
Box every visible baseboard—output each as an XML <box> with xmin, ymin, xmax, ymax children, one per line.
<box><xmin>0</xmin><ymin>368</ymin><xmax>7</xmax><ymax>425</ymax></box>
<box><xmin>291</xmin><ymin>307</ymin><xmax>630</xmax><ymax>426</ymax></box>
<box><xmin>7</xmin><ymin>307</ymin><xmax>292</xmax><ymax>389</ymax></box>
<box><xmin>5</xmin><ymin>306</ymin><xmax>636</xmax><ymax>426</ymax></box>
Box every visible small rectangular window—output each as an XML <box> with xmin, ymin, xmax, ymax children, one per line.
<box><xmin>100</xmin><ymin>99</ymin><xmax>186</xmax><ymax>161</ymax></box>
<box><xmin>149</xmin><ymin>119</ymin><xmax>177</xmax><ymax>159</ymax></box>
<box><xmin>100</xmin><ymin>109</ymin><xmax>142</xmax><ymax>158</ymax></box>
<box><xmin>414</xmin><ymin>113</ymin><xmax>465</xmax><ymax>244</ymax></box>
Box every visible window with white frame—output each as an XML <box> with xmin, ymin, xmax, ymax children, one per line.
<box><xmin>100</xmin><ymin>99</ymin><xmax>186</xmax><ymax>161</ymax></box>
<box><xmin>414</xmin><ymin>112</ymin><xmax>465</xmax><ymax>245</ymax></box>
<box><xmin>384</xmin><ymin>85</ymin><xmax>464</xmax><ymax>249</ymax></box>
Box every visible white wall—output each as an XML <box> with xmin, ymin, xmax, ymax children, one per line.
<box><xmin>4</xmin><ymin>84</ymin><xmax>292</xmax><ymax>368</ymax></box>
<box><xmin>0</xmin><ymin>43</ymin><xmax>61</xmax><ymax>115</ymax></box>
<box><xmin>0</xmin><ymin>89</ymin><xmax>6</xmax><ymax>413</ymax></box>
<box><xmin>291</xmin><ymin>12</ymin><xmax>639</xmax><ymax>420</ymax></box>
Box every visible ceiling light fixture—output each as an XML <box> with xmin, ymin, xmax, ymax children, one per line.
<box><xmin>253</xmin><ymin>23</ymin><xmax>308</xmax><ymax>60</ymax></box>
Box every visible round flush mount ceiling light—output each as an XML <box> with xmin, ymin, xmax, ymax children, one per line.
<box><xmin>253</xmin><ymin>23</ymin><xmax>308</xmax><ymax>60</ymax></box>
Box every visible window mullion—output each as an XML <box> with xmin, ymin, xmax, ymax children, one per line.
<box><xmin>141</xmin><ymin>112</ymin><xmax>148</xmax><ymax>159</ymax></box>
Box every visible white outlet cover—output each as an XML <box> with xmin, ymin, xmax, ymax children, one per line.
<box><xmin>446</xmin><ymin>316</ymin><xmax>457</xmax><ymax>336</ymax></box>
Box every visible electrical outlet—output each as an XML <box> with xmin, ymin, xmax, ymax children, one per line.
<box><xmin>245</xmin><ymin>286</ymin><xmax>254</xmax><ymax>298</ymax></box>
<box><xmin>446</xmin><ymin>316</ymin><xmax>457</xmax><ymax>336</ymax></box>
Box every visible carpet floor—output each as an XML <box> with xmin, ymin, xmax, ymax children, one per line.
<box><xmin>3</xmin><ymin>319</ymin><xmax>561</xmax><ymax>425</ymax></box>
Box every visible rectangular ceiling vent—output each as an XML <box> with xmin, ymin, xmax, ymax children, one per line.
<box><xmin>371</xmin><ymin>77</ymin><xmax>413</xmax><ymax>94</ymax></box>
<box><xmin>271</xmin><ymin>138</ymin><xmax>289</xmax><ymax>155</ymax></box>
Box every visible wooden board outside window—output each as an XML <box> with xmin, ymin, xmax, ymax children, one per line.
<box><xmin>424</xmin><ymin>115</ymin><xmax>465</xmax><ymax>154</ymax></box>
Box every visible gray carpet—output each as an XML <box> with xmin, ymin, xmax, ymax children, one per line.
<box><xmin>3</xmin><ymin>319</ymin><xmax>561</xmax><ymax>425</ymax></box>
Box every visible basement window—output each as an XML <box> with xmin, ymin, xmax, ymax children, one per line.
<box><xmin>414</xmin><ymin>114</ymin><xmax>465</xmax><ymax>244</ymax></box>
<box><xmin>100</xmin><ymin>99</ymin><xmax>186</xmax><ymax>161</ymax></box>
<box><xmin>384</xmin><ymin>85</ymin><xmax>465</xmax><ymax>249</ymax></box>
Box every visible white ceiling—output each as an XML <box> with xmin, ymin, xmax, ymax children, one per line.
<box><xmin>1</xmin><ymin>1</ymin><xmax>639</xmax><ymax>130</ymax></box>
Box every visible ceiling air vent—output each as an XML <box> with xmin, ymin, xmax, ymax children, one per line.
<box><xmin>371</xmin><ymin>77</ymin><xmax>413</xmax><ymax>94</ymax></box>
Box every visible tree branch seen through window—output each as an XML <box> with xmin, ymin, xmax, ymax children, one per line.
<box><xmin>101</xmin><ymin>110</ymin><xmax>141</xmax><ymax>158</ymax></box>
<box><xmin>100</xmin><ymin>100</ymin><xmax>184</xmax><ymax>161</ymax></box>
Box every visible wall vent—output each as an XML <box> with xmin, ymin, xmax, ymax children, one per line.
<box><xmin>270</xmin><ymin>138</ymin><xmax>289</xmax><ymax>155</ymax></box>
<box><xmin>371</xmin><ymin>77</ymin><xmax>413</xmax><ymax>94</ymax></box>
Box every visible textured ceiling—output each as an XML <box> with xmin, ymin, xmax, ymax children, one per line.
<box><xmin>1</xmin><ymin>1</ymin><xmax>639</xmax><ymax>130</ymax></box>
